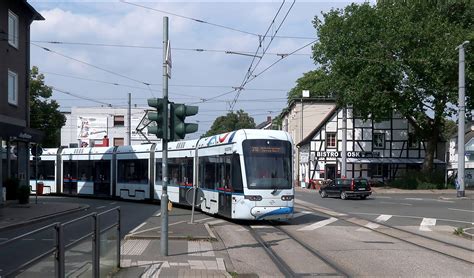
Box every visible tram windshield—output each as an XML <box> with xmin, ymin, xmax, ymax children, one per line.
<box><xmin>243</xmin><ymin>139</ymin><xmax>292</xmax><ymax>190</ymax></box>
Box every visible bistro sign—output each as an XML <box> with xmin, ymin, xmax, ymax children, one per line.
<box><xmin>315</xmin><ymin>151</ymin><xmax>381</xmax><ymax>158</ymax></box>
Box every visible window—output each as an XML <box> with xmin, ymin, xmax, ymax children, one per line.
<box><xmin>326</xmin><ymin>133</ymin><xmax>337</xmax><ymax>148</ymax></box>
<box><xmin>408</xmin><ymin>133</ymin><xmax>418</xmax><ymax>148</ymax></box>
<box><xmin>117</xmin><ymin>159</ymin><xmax>148</xmax><ymax>184</ymax></box>
<box><xmin>114</xmin><ymin>115</ymin><xmax>124</xmax><ymax>126</ymax></box>
<box><xmin>373</xmin><ymin>133</ymin><xmax>385</xmax><ymax>149</ymax></box>
<box><xmin>8</xmin><ymin>10</ymin><xmax>19</xmax><ymax>48</ymax></box>
<box><xmin>114</xmin><ymin>137</ymin><xmax>124</xmax><ymax>146</ymax></box>
<box><xmin>8</xmin><ymin>70</ymin><xmax>18</xmax><ymax>105</ymax></box>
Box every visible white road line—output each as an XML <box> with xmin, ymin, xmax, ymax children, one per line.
<box><xmin>357</xmin><ymin>222</ymin><xmax>380</xmax><ymax>232</ymax></box>
<box><xmin>448</xmin><ymin>208</ymin><xmax>474</xmax><ymax>213</ymax></box>
<box><xmin>419</xmin><ymin>218</ymin><xmax>437</xmax><ymax>231</ymax></box>
<box><xmin>109</xmin><ymin>202</ymin><xmax>117</xmax><ymax>205</ymax></box>
<box><xmin>129</xmin><ymin>222</ymin><xmax>147</xmax><ymax>234</ymax></box>
<box><xmin>436</xmin><ymin>200</ymin><xmax>454</xmax><ymax>203</ymax></box>
<box><xmin>375</xmin><ymin>214</ymin><xmax>392</xmax><ymax>223</ymax></box>
<box><xmin>405</xmin><ymin>198</ymin><xmax>423</xmax><ymax>201</ymax></box>
<box><xmin>154</xmin><ymin>212</ymin><xmax>161</xmax><ymax>217</ymax></box>
<box><xmin>194</xmin><ymin>217</ymin><xmax>213</xmax><ymax>223</ymax></box>
<box><xmin>352</xmin><ymin>212</ymin><xmax>473</xmax><ymax>225</ymax></box>
<box><xmin>298</xmin><ymin>217</ymin><xmax>338</xmax><ymax>231</ymax></box>
<box><xmin>96</xmin><ymin>206</ymin><xmax>106</xmax><ymax>209</ymax></box>
<box><xmin>374</xmin><ymin>196</ymin><xmax>392</xmax><ymax>199</ymax></box>
<box><xmin>379</xmin><ymin>201</ymin><xmax>413</xmax><ymax>206</ymax></box>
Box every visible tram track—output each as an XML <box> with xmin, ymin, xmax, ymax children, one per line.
<box><xmin>296</xmin><ymin>202</ymin><xmax>474</xmax><ymax>265</ymax></box>
<box><xmin>247</xmin><ymin>224</ymin><xmax>349</xmax><ymax>277</ymax></box>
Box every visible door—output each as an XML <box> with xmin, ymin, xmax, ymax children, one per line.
<box><xmin>326</xmin><ymin>165</ymin><xmax>336</xmax><ymax>180</ymax></box>
<box><xmin>94</xmin><ymin>161</ymin><xmax>111</xmax><ymax>196</ymax></box>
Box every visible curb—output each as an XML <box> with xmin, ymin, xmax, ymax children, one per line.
<box><xmin>0</xmin><ymin>204</ymin><xmax>90</xmax><ymax>232</ymax></box>
<box><xmin>124</xmin><ymin>234</ymin><xmax>217</xmax><ymax>241</ymax></box>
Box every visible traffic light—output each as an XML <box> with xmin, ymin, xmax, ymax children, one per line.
<box><xmin>170</xmin><ymin>103</ymin><xmax>199</xmax><ymax>140</ymax></box>
<box><xmin>147</xmin><ymin>98</ymin><xmax>167</xmax><ymax>138</ymax></box>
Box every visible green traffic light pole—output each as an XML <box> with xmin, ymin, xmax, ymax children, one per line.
<box><xmin>161</xmin><ymin>16</ymin><xmax>169</xmax><ymax>256</ymax></box>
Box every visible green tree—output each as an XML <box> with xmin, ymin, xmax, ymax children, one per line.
<box><xmin>203</xmin><ymin>110</ymin><xmax>255</xmax><ymax>137</ymax></box>
<box><xmin>306</xmin><ymin>1</ymin><xmax>473</xmax><ymax>174</ymax></box>
<box><xmin>30</xmin><ymin>66</ymin><xmax>66</xmax><ymax>147</ymax></box>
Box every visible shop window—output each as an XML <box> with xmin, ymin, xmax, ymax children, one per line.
<box><xmin>326</xmin><ymin>133</ymin><xmax>337</xmax><ymax>148</ymax></box>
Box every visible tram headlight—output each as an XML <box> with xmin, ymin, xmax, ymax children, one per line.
<box><xmin>281</xmin><ymin>195</ymin><xmax>294</xmax><ymax>201</ymax></box>
<box><xmin>244</xmin><ymin>195</ymin><xmax>262</xmax><ymax>201</ymax></box>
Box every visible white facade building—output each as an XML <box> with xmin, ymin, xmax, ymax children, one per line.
<box><xmin>61</xmin><ymin>107</ymin><xmax>160</xmax><ymax>147</ymax></box>
<box><xmin>297</xmin><ymin>108</ymin><xmax>445</xmax><ymax>183</ymax></box>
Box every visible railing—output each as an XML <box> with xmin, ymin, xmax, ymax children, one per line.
<box><xmin>0</xmin><ymin>207</ymin><xmax>121</xmax><ymax>278</ymax></box>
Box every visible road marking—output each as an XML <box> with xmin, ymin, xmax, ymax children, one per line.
<box><xmin>405</xmin><ymin>198</ymin><xmax>423</xmax><ymax>201</ymax></box>
<box><xmin>375</xmin><ymin>214</ymin><xmax>392</xmax><ymax>223</ymax></box>
<box><xmin>357</xmin><ymin>222</ymin><xmax>380</xmax><ymax>231</ymax></box>
<box><xmin>380</xmin><ymin>201</ymin><xmax>412</xmax><ymax>206</ymax></box>
<box><xmin>448</xmin><ymin>208</ymin><xmax>474</xmax><ymax>213</ymax></box>
<box><xmin>96</xmin><ymin>206</ymin><xmax>106</xmax><ymax>209</ymax></box>
<box><xmin>419</xmin><ymin>218</ymin><xmax>436</xmax><ymax>231</ymax></box>
<box><xmin>436</xmin><ymin>200</ymin><xmax>454</xmax><ymax>203</ymax></box>
<box><xmin>352</xmin><ymin>212</ymin><xmax>473</xmax><ymax>225</ymax></box>
<box><xmin>109</xmin><ymin>202</ymin><xmax>117</xmax><ymax>205</ymax></box>
<box><xmin>375</xmin><ymin>196</ymin><xmax>392</xmax><ymax>199</ymax></box>
<box><xmin>129</xmin><ymin>222</ymin><xmax>147</xmax><ymax>234</ymax></box>
<box><xmin>154</xmin><ymin>212</ymin><xmax>161</xmax><ymax>217</ymax></box>
<box><xmin>298</xmin><ymin>217</ymin><xmax>338</xmax><ymax>231</ymax></box>
<box><xmin>206</xmin><ymin>219</ymin><xmax>225</xmax><ymax>225</ymax></box>
<box><xmin>194</xmin><ymin>217</ymin><xmax>213</xmax><ymax>223</ymax></box>
<box><xmin>141</xmin><ymin>263</ymin><xmax>161</xmax><ymax>278</ymax></box>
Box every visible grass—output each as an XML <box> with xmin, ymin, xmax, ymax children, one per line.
<box><xmin>453</xmin><ymin>227</ymin><xmax>464</xmax><ymax>236</ymax></box>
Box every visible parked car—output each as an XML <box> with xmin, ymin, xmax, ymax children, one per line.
<box><xmin>319</xmin><ymin>178</ymin><xmax>371</xmax><ymax>200</ymax></box>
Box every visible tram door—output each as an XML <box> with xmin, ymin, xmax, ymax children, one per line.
<box><xmin>63</xmin><ymin>160</ymin><xmax>78</xmax><ymax>195</ymax></box>
<box><xmin>218</xmin><ymin>156</ymin><xmax>232</xmax><ymax>218</ymax></box>
<box><xmin>94</xmin><ymin>161</ymin><xmax>111</xmax><ymax>195</ymax></box>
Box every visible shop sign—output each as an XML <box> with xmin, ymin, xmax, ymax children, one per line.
<box><xmin>315</xmin><ymin>151</ymin><xmax>381</xmax><ymax>158</ymax></box>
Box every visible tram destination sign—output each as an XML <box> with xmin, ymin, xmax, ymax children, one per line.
<box><xmin>251</xmin><ymin>146</ymin><xmax>285</xmax><ymax>154</ymax></box>
<box><xmin>315</xmin><ymin>151</ymin><xmax>380</xmax><ymax>158</ymax></box>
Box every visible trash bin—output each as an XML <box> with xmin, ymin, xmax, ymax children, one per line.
<box><xmin>37</xmin><ymin>182</ymin><xmax>44</xmax><ymax>195</ymax></box>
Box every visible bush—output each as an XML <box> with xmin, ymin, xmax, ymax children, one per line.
<box><xmin>388</xmin><ymin>169</ymin><xmax>446</xmax><ymax>190</ymax></box>
<box><xmin>17</xmin><ymin>186</ymin><xmax>31</xmax><ymax>204</ymax></box>
<box><xmin>4</xmin><ymin>178</ymin><xmax>20</xmax><ymax>200</ymax></box>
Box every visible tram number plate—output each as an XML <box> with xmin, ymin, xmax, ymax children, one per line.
<box><xmin>358</xmin><ymin>188</ymin><xmax>366</xmax><ymax>191</ymax></box>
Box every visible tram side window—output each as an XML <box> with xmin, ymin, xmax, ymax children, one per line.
<box><xmin>168</xmin><ymin>157</ymin><xmax>193</xmax><ymax>185</ymax></box>
<box><xmin>117</xmin><ymin>159</ymin><xmax>148</xmax><ymax>184</ymax></box>
<box><xmin>63</xmin><ymin>160</ymin><xmax>78</xmax><ymax>180</ymax></box>
<box><xmin>199</xmin><ymin>156</ymin><xmax>217</xmax><ymax>190</ymax></box>
<box><xmin>155</xmin><ymin>159</ymin><xmax>163</xmax><ymax>182</ymax></box>
<box><xmin>78</xmin><ymin>161</ymin><xmax>94</xmax><ymax>181</ymax></box>
<box><xmin>231</xmin><ymin>154</ymin><xmax>243</xmax><ymax>193</ymax></box>
<box><xmin>30</xmin><ymin>160</ymin><xmax>55</xmax><ymax>180</ymax></box>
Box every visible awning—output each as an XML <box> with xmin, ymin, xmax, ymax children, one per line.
<box><xmin>0</xmin><ymin>122</ymin><xmax>44</xmax><ymax>143</ymax></box>
<box><xmin>341</xmin><ymin>158</ymin><xmax>446</xmax><ymax>164</ymax></box>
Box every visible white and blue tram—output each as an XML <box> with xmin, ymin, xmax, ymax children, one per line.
<box><xmin>29</xmin><ymin>129</ymin><xmax>294</xmax><ymax>220</ymax></box>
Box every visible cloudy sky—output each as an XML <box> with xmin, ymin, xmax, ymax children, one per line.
<box><xmin>28</xmin><ymin>0</ymin><xmax>370</xmax><ymax>138</ymax></box>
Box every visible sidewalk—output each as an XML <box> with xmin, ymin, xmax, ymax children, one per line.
<box><xmin>114</xmin><ymin>207</ymin><xmax>232</xmax><ymax>278</ymax></box>
<box><xmin>0</xmin><ymin>196</ymin><xmax>88</xmax><ymax>231</ymax></box>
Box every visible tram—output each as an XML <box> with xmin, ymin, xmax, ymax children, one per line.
<box><xmin>29</xmin><ymin>129</ymin><xmax>294</xmax><ymax>220</ymax></box>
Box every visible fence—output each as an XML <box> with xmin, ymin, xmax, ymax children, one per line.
<box><xmin>0</xmin><ymin>207</ymin><xmax>120</xmax><ymax>277</ymax></box>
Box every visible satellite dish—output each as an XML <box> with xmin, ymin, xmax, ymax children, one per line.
<box><xmin>185</xmin><ymin>187</ymin><xmax>204</xmax><ymax>206</ymax></box>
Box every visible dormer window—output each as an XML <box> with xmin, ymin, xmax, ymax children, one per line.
<box><xmin>8</xmin><ymin>10</ymin><xmax>19</xmax><ymax>48</ymax></box>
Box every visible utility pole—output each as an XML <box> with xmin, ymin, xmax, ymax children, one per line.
<box><xmin>300</xmin><ymin>90</ymin><xmax>310</xmax><ymax>187</ymax></box>
<box><xmin>456</xmin><ymin>41</ymin><xmax>469</xmax><ymax>198</ymax></box>
<box><xmin>341</xmin><ymin>107</ymin><xmax>347</xmax><ymax>178</ymax></box>
<box><xmin>128</xmin><ymin>93</ymin><xmax>132</xmax><ymax>145</ymax></box>
<box><xmin>161</xmin><ymin>16</ymin><xmax>170</xmax><ymax>256</ymax></box>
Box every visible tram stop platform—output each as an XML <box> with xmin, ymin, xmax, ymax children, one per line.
<box><xmin>115</xmin><ymin>205</ymin><xmax>232</xmax><ymax>277</ymax></box>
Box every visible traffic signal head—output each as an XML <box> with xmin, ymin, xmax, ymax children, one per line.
<box><xmin>170</xmin><ymin>103</ymin><xmax>199</xmax><ymax>140</ymax></box>
<box><xmin>147</xmin><ymin>98</ymin><xmax>166</xmax><ymax>138</ymax></box>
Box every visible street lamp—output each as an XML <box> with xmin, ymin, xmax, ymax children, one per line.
<box><xmin>300</xmin><ymin>90</ymin><xmax>310</xmax><ymax>187</ymax></box>
<box><xmin>456</xmin><ymin>40</ymin><xmax>469</xmax><ymax>198</ymax></box>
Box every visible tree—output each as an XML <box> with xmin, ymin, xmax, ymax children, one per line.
<box><xmin>203</xmin><ymin>110</ymin><xmax>255</xmax><ymax>137</ymax></box>
<box><xmin>30</xmin><ymin>66</ymin><xmax>66</xmax><ymax>147</ymax></box>
<box><xmin>307</xmin><ymin>1</ymin><xmax>473</xmax><ymax>174</ymax></box>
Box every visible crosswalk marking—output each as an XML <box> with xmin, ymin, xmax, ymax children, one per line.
<box><xmin>298</xmin><ymin>217</ymin><xmax>338</xmax><ymax>231</ymax></box>
<box><xmin>292</xmin><ymin>211</ymin><xmax>312</xmax><ymax>218</ymax></box>
<box><xmin>357</xmin><ymin>222</ymin><xmax>380</xmax><ymax>232</ymax></box>
<box><xmin>375</xmin><ymin>214</ymin><xmax>392</xmax><ymax>223</ymax></box>
<box><xmin>419</xmin><ymin>218</ymin><xmax>436</xmax><ymax>231</ymax></box>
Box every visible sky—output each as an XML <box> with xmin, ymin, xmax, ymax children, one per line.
<box><xmin>28</xmin><ymin>0</ymin><xmax>371</xmax><ymax>138</ymax></box>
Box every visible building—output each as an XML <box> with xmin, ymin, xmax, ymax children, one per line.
<box><xmin>297</xmin><ymin>107</ymin><xmax>446</xmax><ymax>184</ymax></box>
<box><xmin>1</xmin><ymin>0</ymin><xmax>44</xmax><ymax>203</ymax></box>
<box><xmin>280</xmin><ymin>97</ymin><xmax>336</xmax><ymax>184</ymax></box>
<box><xmin>256</xmin><ymin>116</ymin><xmax>273</xmax><ymax>130</ymax></box>
<box><xmin>61</xmin><ymin>107</ymin><xmax>160</xmax><ymax>147</ymax></box>
<box><xmin>447</xmin><ymin>123</ymin><xmax>474</xmax><ymax>188</ymax></box>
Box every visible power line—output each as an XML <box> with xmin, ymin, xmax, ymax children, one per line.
<box><xmin>32</xmin><ymin>43</ymin><xmax>153</xmax><ymax>86</ymax></box>
<box><xmin>32</xmin><ymin>40</ymin><xmax>311</xmax><ymax>56</ymax></box>
<box><xmin>52</xmin><ymin>86</ymin><xmax>112</xmax><ymax>106</ymax></box>
<box><xmin>120</xmin><ymin>0</ymin><xmax>315</xmax><ymax>40</ymax></box>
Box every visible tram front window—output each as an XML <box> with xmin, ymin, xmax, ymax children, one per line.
<box><xmin>243</xmin><ymin>139</ymin><xmax>292</xmax><ymax>190</ymax></box>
